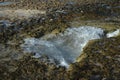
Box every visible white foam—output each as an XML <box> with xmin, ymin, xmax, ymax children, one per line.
<box><xmin>59</xmin><ymin>58</ymin><xmax>69</xmax><ymax>68</ymax></box>
<box><xmin>21</xmin><ymin>26</ymin><xmax>104</xmax><ymax>68</ymax></box>
<box><xmin>107</xmin><ymin>29</ymin><xmax>120</xmax><ymax>38</ymax></box>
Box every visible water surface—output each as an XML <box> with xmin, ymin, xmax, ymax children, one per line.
<box><xmin>0</xmin><ymin>2</ymin><xmax>15</xmax><ymax>6</ymax></box>
<box><xmin>21</xmin><ymin>26</ymin><xmax>104</xmax><ymax>67</ymax></box>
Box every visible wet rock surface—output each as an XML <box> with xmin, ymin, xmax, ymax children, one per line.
<box><xmin>73</xmin><ymin>36</ymin><xmax>120</xmax><ymax>80</ymax></box>
<box><xmin>0</xmin><ymin>0</ymin><xmax>120</xmax><ymax>80</ymax></box>
<box><xmin>0</xmin><ymin>36</ymin><xmax>120</xmax><ymax>80</ymax></box>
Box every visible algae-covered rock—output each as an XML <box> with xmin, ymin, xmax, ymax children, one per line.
<box><xmin>0</xmin><ymin>54</ymin><xmax>67</xmax><ymax>80</ymax></box>
<box><xmin>0</xmin><ymin>35</ymin><xmax>119</xmax><ymax>80</ymax></box>
<box><xmin>69</xmin><ymin>36</ymin><xmax>120</xmax><ymax>80</ymax></box>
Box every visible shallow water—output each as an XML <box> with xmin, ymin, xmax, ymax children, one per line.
<box><xmin>0</xmin><ymin>2</ymin><xmax>15</xmax><ymax>6</ymax></box>
<box><xmin>21</xmin><ymin>26</ymin><xmax>104</xmax><ymax>68</ymax></box>
<box><xmin>107</xmin><ymin>29</ymin><xmax>120</xmax><ymax>38</ymax></box>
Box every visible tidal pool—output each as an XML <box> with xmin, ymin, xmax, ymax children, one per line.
<box><xmin>21</xmin><ymin>26</ymin><xmax>104</xmax><ymax>68</ymax></box>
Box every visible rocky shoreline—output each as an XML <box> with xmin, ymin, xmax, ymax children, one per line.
<box><xmin>0</xmin><ymin>0</ymin><xmax>120</xmax><ymax>80</ymax></box>
<box><xmin>0</xmin><ymin>0</ymin><xmax>120</xmax><ymax>42</ymax></box>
